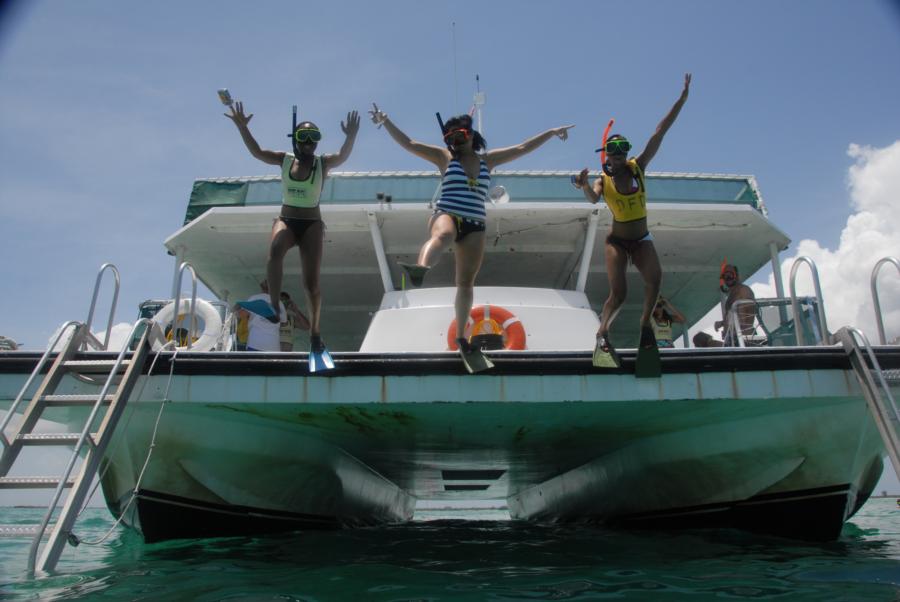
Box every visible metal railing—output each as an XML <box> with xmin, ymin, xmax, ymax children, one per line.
<box><xmin>871</xmin><ymin>256</ymin><xmax>900</xmax><ymax>345</ymax></box>
<box><xmin>170</xmin><ymin>262</ymin><xmax>198</xmax><ymax>350</ymax></box>
<box><xmin>28</xmin><ymin>318</ymin><xmax>152</xmax><ymax>574</ymax></box>
<box><xmin>788</xmin><ymin>256</ymin><xmax>830</xmax><ymax>345</ymax></box>
<box><xmin>835</xmin><ymin>326</ymin><xmax>900</xmax><ymax>481</ymax></box>
<box><xmin>726</xmin><ymin>299</ymin><xmax>761</xmax><ymax>347</ymax></box>
<box><xmin>0</xmin><ymin>322</ymin><xmax>80</xmax><ymax>449</ymax></box>
<box><xmin>84</xmin><ymin>264</ymin><xmax>119</xmax><ymax>350</ymax></box>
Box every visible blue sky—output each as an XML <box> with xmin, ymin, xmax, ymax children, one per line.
<box><xmin>1</xmin><ymin>0</ymin><xmax>899</xmax><ymax>496</ymax></box>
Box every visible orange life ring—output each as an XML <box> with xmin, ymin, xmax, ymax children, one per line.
<box><xmin>447</xmin><ymin>305</ymin><xmax>526</xmax><ymax>351</ymax></box>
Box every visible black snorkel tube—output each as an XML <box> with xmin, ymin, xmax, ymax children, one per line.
<box><xmin>436</xmin><ymin>112</ymin><xmax>446</xmax><ymax>137</ymax></box>
<box><xmin>288</xmin><ymin>104</ymin><xmax>300</xmax><ymax>155</ymax></box>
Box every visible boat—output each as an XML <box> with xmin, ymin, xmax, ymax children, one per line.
<box><xmin>1</xmin><ymin>168</ymin><xmax>899</xmax><ymax>573</ymax></box>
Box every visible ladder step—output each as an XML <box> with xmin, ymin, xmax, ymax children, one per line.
<box><xmin>42</xmin><ymin>394</ymin><xmax>114</xmax><ymax>406</ymax></box>
<box><xmin>16</xmin><ymin>433</ymin><xmax>97</xmax><ymax>446</ymax></box>
<box><xmin>0</xmin><ymin>476</ymin><xmax>76</xmax><ymax>489</ymax></box>
<box><xmin>64</xmin><ymin>359</ymin><xmax>130</xmax><ymax>372</ymax></box>
<box><xmin>0</xmin><ymin>524</ymin><xmax>44</xmax><ymax>538</ymax></box>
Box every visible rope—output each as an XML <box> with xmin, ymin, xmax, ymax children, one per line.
<box><xmin>71</xmin><ymin>342</ymin><xmax>179</xmax><ymax>546</ymax></box>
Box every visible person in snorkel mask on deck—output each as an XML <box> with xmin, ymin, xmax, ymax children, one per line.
<box><xmin>573</xmin><ymin>73</ymin><xmax>691</xmax><ymax>364</ymax></box>
<box><xmin>225</xmin><ymin>101</ymin><xmax>360</xmax><ymax>359</ymax></box>
<box><xmin>368</xmin><ymin>103</ymin><xmax>573</xmax><ymax>356</ymax></box>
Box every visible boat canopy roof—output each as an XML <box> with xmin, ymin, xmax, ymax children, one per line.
<box><xmin>184</xmin><ymin>170</ymin><xmax>766</xmax><ymax>224</ymax></box>
<box><xmin>167</xmin><ymin>171</ymin><xmax>789</xmax><ymax>350</ymax></box>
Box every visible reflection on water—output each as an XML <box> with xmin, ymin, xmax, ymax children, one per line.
<box><xmin>1</xmin><ymin>500</ymin><xmax>898</xmax><ymax>601</ymax></box>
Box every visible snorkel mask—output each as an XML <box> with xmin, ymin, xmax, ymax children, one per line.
<box><xmin>596</xmin><ymin>120</ymin><xmax>631</xmax><ymax>175</ymax></box>
<box><xmin>286</xmin><ymin>105</ymin><xmax>320</xmax><ymax>155</ymax></box>
<box><xmin>438</xmin><ymin>112</ymin><xmax>485</xmax><ymax>152</ymax></box>
<box><xmin>719</xmin><ymin>259</ymin><xmax>739</xmax><ymax>292</ymax></box>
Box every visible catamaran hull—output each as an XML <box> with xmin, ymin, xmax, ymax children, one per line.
<box><xmin>1</xmin><ymin>347</ymin><xmax>897</xmax><ymax>542</ymax></box>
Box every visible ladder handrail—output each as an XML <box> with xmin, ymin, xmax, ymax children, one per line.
<box><xmin>788</xmin><ymin>256</ymin><xmax>830</xmax><ymax>345</ymax></box>
<box><xmin>170</xmin><ymin>262</ymin><xmax>198</xmax><ymax>351</ymax></box>
<box><xmin>27</xmin><ymin>318</ymin><xmax>151</xmax><ymax>575</ymax></box>
<box><xmin>836</xmin><ymin>326</ymin><xmax>900</xmax><ymax>482</ymax></box>
<box><xmin>871</xmin><ymin>256</ymin><xmax>900</xmax><ymax>345</ymax></box>
<box><xmin>0</xmin><ymin>321</ymin><xmax>80</xmax><ymax>448</ymax></box>
<box><xmin>84</xmin><ymin>264</ymin><xmax>120</xmax><ymax>350</ymax></box>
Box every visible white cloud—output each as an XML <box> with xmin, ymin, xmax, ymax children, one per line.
<box><xmin>690</xmin><ymin>140</ymin><xmax>900</xmax><ymax>345</ymax></box>
<box><xmin>754</xmin><ymin>140</ymin><xmax>900</xmax><ymax>342</ymax></box>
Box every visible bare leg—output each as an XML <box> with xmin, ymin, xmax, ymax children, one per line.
<box><xmin>453</xmin><ymin>230</ymin><xmax>486</xmax><ymax>340</ymax></box>
<box><xmin>631</xmin><ymin>241</ymin><xmax>662</xmax><ymax>329</ymax></box>
<box><xmin>418</xmin><ymin>213</ymin><xmax>457</xmax><ymax>267</ymax></box>
<box><xmin>297</xmin><ymin>221</ymin><xmax>325</xmax><ymax>336</ymax></box>
<box><xmin>267</xmin><ymin>219</ymin><xmax>297</xmax><ymax>319</ymax></box>
<box><xmin>598</xmin><ymin>241</ymin><xmax>629</xmax><ymax>337</ymax></box>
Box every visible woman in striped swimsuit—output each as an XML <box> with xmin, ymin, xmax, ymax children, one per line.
<box><xmin>369</xmin><ymin>104</ymin><xmax>572</xmax><ymax>353</ymax></box>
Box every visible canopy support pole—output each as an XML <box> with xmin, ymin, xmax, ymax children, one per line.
<box><xmin>368</xmin><ymin>212</ymin><xmax>395</xmax><ymax>293</ymax></box>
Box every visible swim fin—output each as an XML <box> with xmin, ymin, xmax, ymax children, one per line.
<box><xmin>457</xmin><ymin>338</ymin><xmax>494</xmax><ymax>374</ymax></box>
<box><xmin>592</xmin><ymin>334</ymin><xmax>621</xmax><ymax>369</ymax></box>
<box><xmin>634</xmin><ymin>326</ymin><xmax>661</xmax><ymax>378</ymax></box>
<box><xmin>308</xmin><ymin>336</ymin><xmax>335</xmax><ymax>373</ymax></box>
<box><xmin>398</xmin><ymin>262</ymin><xmax>430</xmax><ymax>288</ymax></box>
<box><xmin>236</xmin><ymin>299</ymin><xmax>276</xmax><ymax>319</ymax></box>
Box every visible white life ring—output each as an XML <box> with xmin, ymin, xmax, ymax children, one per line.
<box><xmin>149</xmin><ymin>298</ymin><xmax>223</xmax><ymax>352</ymax></box>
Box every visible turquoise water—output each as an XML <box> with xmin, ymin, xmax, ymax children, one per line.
<box><xmin>1</xmin><ymin>500</ymin><xmax>899</xmax><ymax>601</ymax></box>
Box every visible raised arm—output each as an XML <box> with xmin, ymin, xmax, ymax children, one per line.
<box><xmin>660</xmin><ymin>298</ymin><xmax>687</xmax><ymax>323</ymax></box>
<box><xmin>572</xmin><ymin>168</ymin><xmax>602</xmax><ymax>204</ymax></box>
<box><xmin>323</xmin><ymin>110</ymin><xmax>360</xmax><ymax>174</ymax></box>
<box><xmin>224</xmin><ymin>101</ymin><xmax>284</xmax><ymax>166</ymax></box>
<box><xmin>369</xmin><ymin>103</ymin><xmax>449</xmax><ymax>169</ymax></box>
<box><xmin>636</xmin><ymin>73</ymin><xmax>691</xmax><ymax>172</ymax></box>
<box><xmin>484</xmin><ymin>125</ymin><xmax>574</xmax><ymax>170</ymax></box>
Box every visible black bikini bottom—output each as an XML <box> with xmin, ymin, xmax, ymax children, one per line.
<box><xmin>280</xmin><ymin>216</ymin><xmax>323</xmax><ymax>244</ymax></box>
<box><xmin>433</xmin><ymin>210</ymin><xmax>486</xmax><ymax>242</ymax></box>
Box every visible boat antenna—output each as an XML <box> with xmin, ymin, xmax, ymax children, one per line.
<box><xmin>472</xmin><ymin>74</ymin><xmax>486</xmax><ymax>135</ymax></box>
<box><xmin>451</xmin><ymin>22</ymin><xmax>459</xmax><ymax>110</ymax></box>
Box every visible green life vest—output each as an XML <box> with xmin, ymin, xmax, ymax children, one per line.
<box><xmin>281</xmin><ymin>154</ymin><xmax>324</xmax><ymax>208</ymax></box>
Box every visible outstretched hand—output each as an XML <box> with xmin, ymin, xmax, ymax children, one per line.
<box><xmin>225</xmin><ymin>101</ymin><xmax>252</xmax><ymax>128</ymax></box>
<box><xmin>681</xmin><ymin>73</ymin><xmax>692</xmax><ymax>99</ymax></box>
<box><xmin>572</xmin><ymin>168</ymin><xmax>590</xmax><ymax>189</ymax></box>
<box><xmin>553</xmin><ymin>125</ymin><xmax>575</xmax><ymax>141</ymax></box>
<box><xmin>369</xmin><ymin>102</ymin><xmax>387</xmax><ymax>128</ymax></box>
<box><xmin>342</xmin><ymin>110</ymin><xmax>361</xmax><ymax>137</ymax></box>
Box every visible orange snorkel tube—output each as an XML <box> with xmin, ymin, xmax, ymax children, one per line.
<box><xmin>597</xmin><ymin>118</ymin><xmax>615</xmax><ymax>175</ymax></box>
<box><xmin>719</xmin><ymin>257</ymin><xmax>729</xmax><ymax>292</ymax></box>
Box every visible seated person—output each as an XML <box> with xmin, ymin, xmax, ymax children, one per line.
<box><xmin>694</xmin><ymin>263</ymin><xmax>756</xmax><ymax>347</ymax></box>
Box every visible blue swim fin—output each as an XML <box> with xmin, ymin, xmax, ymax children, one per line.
<box><xmin>308</xmin><ymin>336</ymin><xmax>334</xmax><ymax>373</ymax></box>
<box><xmin>236</xmin><ymin>299</ymin><xmax>277</xmax><ymax>319</ymax></box>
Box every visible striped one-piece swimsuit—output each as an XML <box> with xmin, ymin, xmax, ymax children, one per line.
<box><xmin>435</xmin><ymin>158</ymin><xmax>491</xmax><ymax>223</ymax></box>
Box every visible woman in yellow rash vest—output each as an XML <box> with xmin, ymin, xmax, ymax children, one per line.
<box><xmin>573</xmin><ymin>74</ymin><xmax>690</xmax><ymax>359</ymax></box>
<box><xmin>225</xmin><ymin>101</ymin><xmax>360</xmax><ymax>356</ymax></box>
